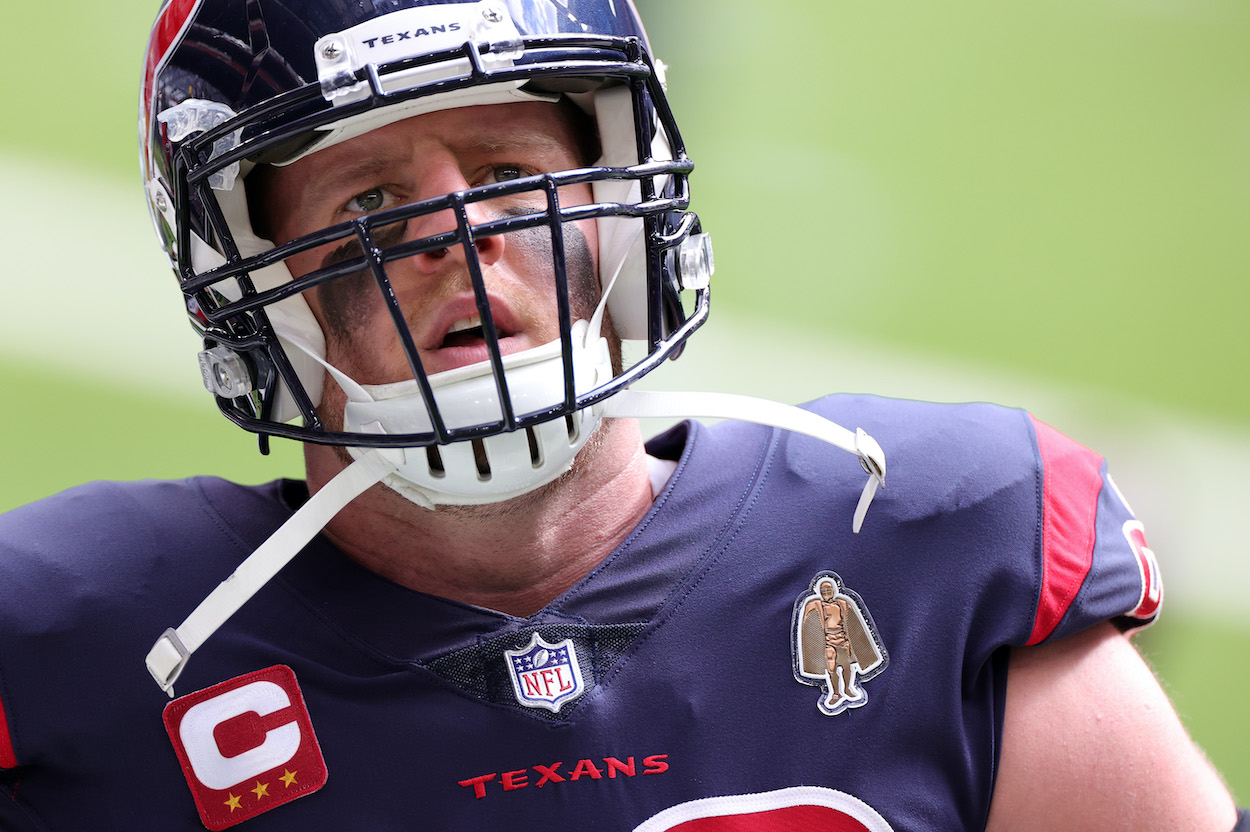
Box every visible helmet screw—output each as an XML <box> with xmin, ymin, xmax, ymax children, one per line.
<box><xmin>321</xmin><ymin>41</ymin><xmax>344</xmax><ymax>61</ymax></box>
<box><xmin>154</xmin><ymin>191</ymin><xmax>168</xmax><ymax>212</ymax></box>
<box><xmin>482</xmin><ymin>6</ymin><xmax>503</xmax><ymax>23</ymax></box>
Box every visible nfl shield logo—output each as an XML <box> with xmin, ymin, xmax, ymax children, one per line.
<box><xmin>504</xmin><ymin>633</ymin><xmax>586</xmax><ymax>712</ymax></box>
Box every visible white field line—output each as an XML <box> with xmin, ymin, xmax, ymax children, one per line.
<box><xmin>3</xmin><ymin>155</ymin><xmax>1247</xmax><ymax>625</ymax></box>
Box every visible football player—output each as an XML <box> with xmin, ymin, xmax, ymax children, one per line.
<box><xmin>0</xmin><ymin>0</ymin><xmax>1241</xmax><ymax>829</ymax></box>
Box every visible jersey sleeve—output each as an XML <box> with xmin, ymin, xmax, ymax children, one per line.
<box><xmin>0</xmin><ymin>691</ymin><xmax>15</xmax><ymax>769</ymax></box>
<box><xmin>1024</xmin><ymin>415</ymin><xmax>1162</xmax><ymax>646</ymax></box>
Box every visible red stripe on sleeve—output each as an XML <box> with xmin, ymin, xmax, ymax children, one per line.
<box><xmin>0</xmin><ymin>691</ymin><xmax>16</xmax><ymax>768</ymax></box>
<box><xmin>1026</xmin><ymin>416</ymin><xmax>1106</xmax><ymax>646</ymax></box>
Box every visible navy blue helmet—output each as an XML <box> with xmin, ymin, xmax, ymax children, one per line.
<box><xmin>139</xmin><ymin>0</ymin><xmax>711</xmax><ymax>504</ymax></box>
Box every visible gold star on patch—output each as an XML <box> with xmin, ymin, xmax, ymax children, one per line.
<box><xmin>224</xmin><ymin>793</ymin><xmax>242</xmax><ymax>813</ymax></box>
<box><xmin>280</xmin><ymin>769</ymin><xmax>298</xmax><ymax>788</ymax></box>
<box><xmin>252</xmin><ymin>781</ymin><xmax>270</xmax><ymax>800</ymax></box>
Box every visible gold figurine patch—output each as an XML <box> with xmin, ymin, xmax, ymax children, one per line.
<box><xmin>792</xmin><ymin>572</ymin><xmax>888</xmax><ymax>716</ymax></box>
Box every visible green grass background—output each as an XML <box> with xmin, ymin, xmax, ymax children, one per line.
<box><xmin>2</xmin><ymin>0</ymin><xmax>1247</xmax><ymax>804</ymax></box>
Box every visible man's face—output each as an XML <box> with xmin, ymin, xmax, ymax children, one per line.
<box><xmin>256</xmin><ymin>101</ymin><xmax>601</xmax><ymax>402</ymax></box>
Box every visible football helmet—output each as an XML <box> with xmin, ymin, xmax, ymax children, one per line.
<box><xmin>140</xmin><ymin>0</ymin><xmax>712</xmax><ymax>505</ymax></box>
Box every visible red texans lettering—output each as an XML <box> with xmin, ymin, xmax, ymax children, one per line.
<box><xmin>459</xmin><ymin>754</ymin><xmax>670</xmax><ymax>799</ymax></box>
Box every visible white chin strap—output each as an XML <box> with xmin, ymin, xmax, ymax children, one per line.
<box><xmin>144</xmin><ymin>446</ymin><xmax>400</xmax><ymax>697</ymax></box>
<box><xmin>144</xmin><ymin>386</ymin><xmax>885</xmax><ymax>697</ymax></box>
<box><xmin>601</xmin><ymin>389</ymin><xmax>886</xmax><ymax>532</ymax></box>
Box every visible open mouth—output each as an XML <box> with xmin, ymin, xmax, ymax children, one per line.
<box><xmin>439</xmin><ymin>315</ymin><xmax>509</xmax><ymax>349</ymax></box>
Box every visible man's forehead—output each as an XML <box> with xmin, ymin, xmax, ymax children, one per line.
<box><xmin>269</xmin><ymin>103</ymin><xmax>569</xmax><ymax>196</ymax></box>
<box><xmin>305</xmin><ymin>100</ymin><xmax>578</xmax><ymax>167</ymax></box>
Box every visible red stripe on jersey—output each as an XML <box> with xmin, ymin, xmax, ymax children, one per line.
<box><xmin>0</xmin><ymin>690</ymin><xmax>16</xmax><ymax>768</ymax></box>
<box><xmin>1026</xmin><ymin>416</ymin><xmax>1106</xmax><ymax>646</ymax></box>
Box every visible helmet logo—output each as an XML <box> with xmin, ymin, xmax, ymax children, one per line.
<box><xmin>792</xmin><ymin>572</ymin><xmax>888</xmax><ymax>716</ymax></box>
<box><xmin>358</xmin><ymin>21</ymin><xmax>463</xmax><ymax>49</ymax></box>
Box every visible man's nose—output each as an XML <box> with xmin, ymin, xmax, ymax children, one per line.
<box><xmin>399</xmin><ymin>160</ymin><xmax>506</xmax><ymax>275</ymax></box>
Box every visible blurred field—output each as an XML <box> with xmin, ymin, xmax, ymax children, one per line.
<box><xmin>646</xmin><ymin>0</ymin><xmax>1250</xmax><ymax>427</ymax></box>
<box><xmin>2</xmin><ymin>0</ymin><xmax>1247</xmax><ymax>806</ymax></box>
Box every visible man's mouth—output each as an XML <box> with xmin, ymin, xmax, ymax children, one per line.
<box><xmin>439</xmin><ymin>315</ymin><xmax>510</xmax><ymax>349</ymax></box>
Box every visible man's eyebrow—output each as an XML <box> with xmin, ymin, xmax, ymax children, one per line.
<box><xmin>302</xmin><ymin>150</ymin><xmax>411</xmax><ymax>205</ymax></box>
<box><xmin>463</xmin><ymin>126</ymin><xmax>580</xmax><ymax>160</ymax></box>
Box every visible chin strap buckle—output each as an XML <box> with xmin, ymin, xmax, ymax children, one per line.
<box><xmin>852</xmin><ymin>428</ymin><xmax>886</xmax><ymax>534</ymax></box>
<box><xmin>146</xmin><ymin>628</ymin><xmax>190</xmax><ymax>698</ymax></box>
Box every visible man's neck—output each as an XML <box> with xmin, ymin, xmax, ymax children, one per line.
<box><xmin>302</xmin><ymin>418</ymin><xmax>655</xmax><ymax>616</ymax></box>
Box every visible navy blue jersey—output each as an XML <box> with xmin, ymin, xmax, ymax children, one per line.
<box><xmin>0</xmin><ymin>396</ymin><xmax>1160</xmax><ymax>830</ymax></box>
